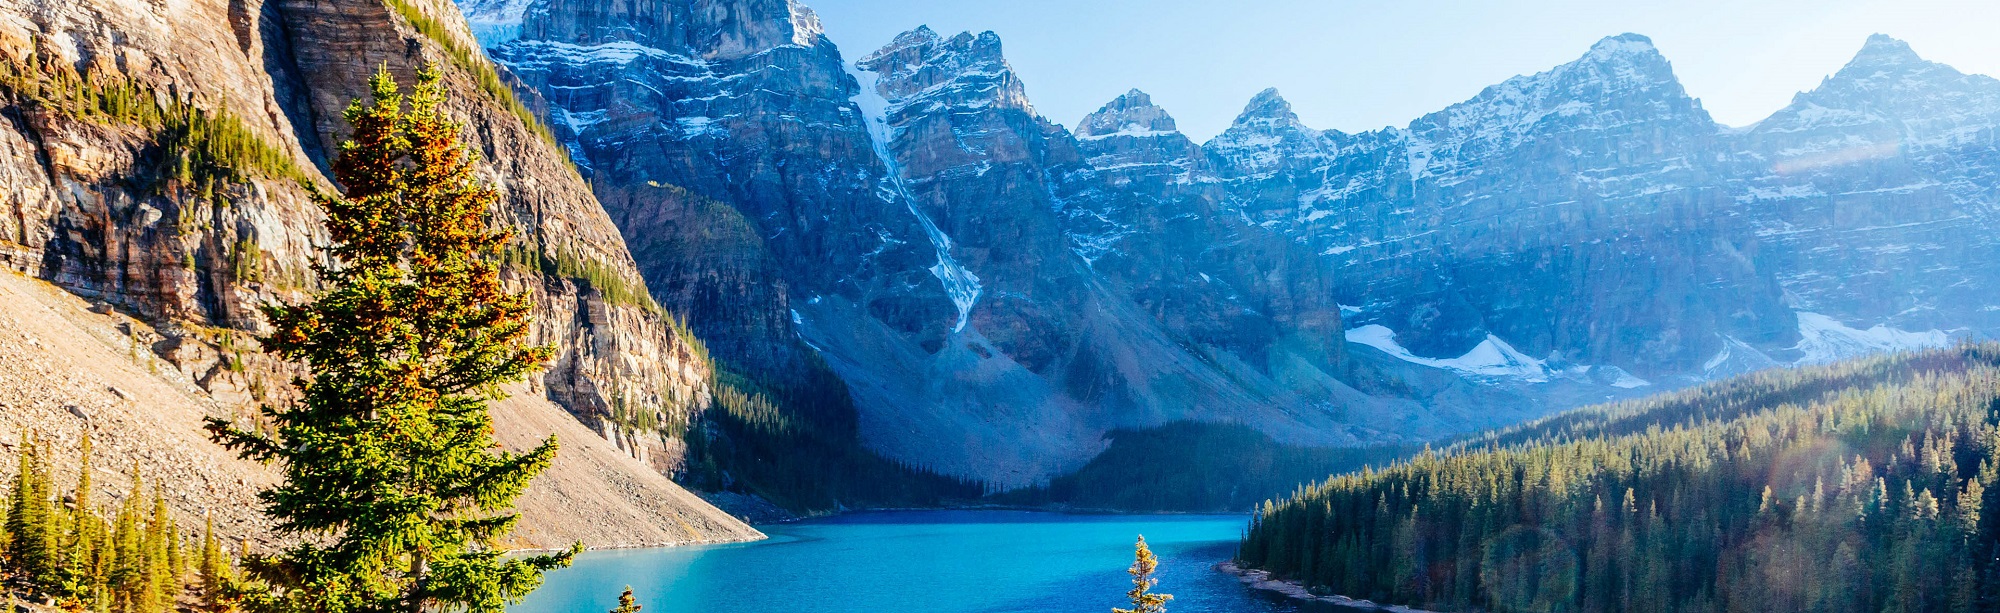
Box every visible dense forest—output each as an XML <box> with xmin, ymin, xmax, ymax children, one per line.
<box><xmin>996</xmin><ymin>422</ymin><xmax>1407</xmax><ymax>512</ymax></box>
<box><xmin>1239</xmin><ymin>343</ymin><xmax>2000</xmax><ymax>612</ymax></box>
<box><xmin>679</xmin><ymin>367</ymin><xmax>988</xmax><ymax>512</ymax></box>
<box><xmin>1</xmin><ymin>436</ymin><xmax>236</xmax><ymax>611</ymax></box>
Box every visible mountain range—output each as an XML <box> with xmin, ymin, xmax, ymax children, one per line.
<box><xmin>459</xmin><ymin>0</ymin><xmax>1997</xmax><ymax>488</ymax></box>
<box><xmin>0</xmin><ymin>0</ymin><xmax>1992</xmax><ymax>514</ymax></box>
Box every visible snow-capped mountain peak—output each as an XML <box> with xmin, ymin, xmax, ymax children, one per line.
<box><xmin>1203</xmin><ymin>87</ymin><xmax>1335</xmax><ymax>178</ymax></box>
<box><xmin>1582</xmin><ymin>32</ymin><xmax>1659</xmax><ymax>61</ymax></box>
<box><xmin>857</xmin><ymin>27</ymin><xmax>1031</xmax><ymax>119</ymax></box>
<box><xmin>1076</xmin><ymin>89</ymin><xmax>1181</xmax><ymax>140</ymax></box>
<box><xmin>1847</xmin><ymin>33</ymin><xmax>1925</xmax><ymax>69</ymax></box>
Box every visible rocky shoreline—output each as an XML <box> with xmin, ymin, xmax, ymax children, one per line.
<box><xmin>1215</xmin><ymin>561</ymin><xmax>1440</xmax><ymax>613</ymax></box>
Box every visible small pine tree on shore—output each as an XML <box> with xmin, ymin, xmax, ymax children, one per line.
<box><xmin>205</xmin><ymin>63</ymin><xmax>573</xmax><ymax>613</ymax></box>
<box><xmin>1113</xmin><ymin>535</ymin><xmax>1171</xmax><ymax>613</ymax></box>
<box><xmin>609</xmin><ymin>586</ymin><xmax>641</xmax><ymax>613</ymax></box>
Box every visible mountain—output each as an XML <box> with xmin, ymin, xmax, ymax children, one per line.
<box><xmin>3</xmin><ymin>0</ymin><xmax>1991</xmax><ymax>521</ymax></box>
<box><xmin>1216</xmin><ymin>34</ymin><xmax>1791</xmax><ymax>377</ymax></box>
<box><xmin>1730</xmin><ymin>34</ymin><xmax>2000</xmax><ymax>348</ymax></box>
<box><xmin>0</xmin><ymin>0</ymin><xmax>752</xmax><ymax>541</ymax></box>
<box><xmin>472</xmin><ymin>1</ymin><xmax>1413</xmax><ymax>487</ymax></box>
<box><xmin>468</xmin><ymin>0</ymin><xmax>2000</xmax><ymax>492</ymax></box>
<box><xmin>1209</xmin><ymin>33</ymin><xmax>1992</xmax><ymax>388</ymax></box>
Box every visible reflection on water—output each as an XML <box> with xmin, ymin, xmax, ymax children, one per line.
<box><xmin>512</xmin><ymin>510</ymin><xmax>1331</xmax><ymax>613</ymax></box>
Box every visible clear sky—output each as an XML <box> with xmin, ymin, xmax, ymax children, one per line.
<box><xmin>807</xmin><ymin>0</ymin><xmax>2000</xmax><ymax>141</ymax></box>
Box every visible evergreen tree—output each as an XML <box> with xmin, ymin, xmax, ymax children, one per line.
<box><xmin>1237</xmin><ymin>344</ymin><xmax>2000</xmax><ymax>612</ymax></box>
<box><xmin>205</xmin><ymin>64</ymin><xmax>573</xmax><ymax>613</ymax></box>
<box><xmin>6</xmin><ymin>435</ymin><xmax>55</xmax><ymax>593</ymax></box>
<box><xmin>1113</xmin><ymin>536</ymin><xmax>1171</xmax><ymax>613</ymax></box>
<box><xmin>608</xmin><ymin>586</ymin><xmax>641</xmax><ymax>613</ymax></box>
<box><xmin>196</xmin><ymin>515</ymin><xmax>233</xmax><ymax>612</ymax></box>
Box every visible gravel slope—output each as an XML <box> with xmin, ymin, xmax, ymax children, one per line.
<box><xmin>0</xmin><ymin>270</ymin><xmax>759</xmax><ymax>550</ymax></box>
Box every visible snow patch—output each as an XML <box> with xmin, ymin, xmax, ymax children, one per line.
<box><xmin>1791</xmin><ymin>311</ymin><xmax>1949</xmax><ymax>365</ymax></box>
<box><xmin>849</xmin><ymin>63</ymin><xmax>983</xmax><ymax>333</ymax></box>
<box><xmin>1346</xmin><ymin>324</ymin><xmax>1551</xmax><ymax>382</ymax></box>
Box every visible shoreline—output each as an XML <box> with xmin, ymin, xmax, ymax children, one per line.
<box><xmin>1215</xmin><ymin>561</ymin><xmax>1441</xmax><ymax>613</ymax></box>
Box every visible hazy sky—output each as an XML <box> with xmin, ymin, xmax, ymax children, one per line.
<box><xmin>808</xmin><ymin>0</ymin><xmax>2000</xmax><ymax>141</ymax></box>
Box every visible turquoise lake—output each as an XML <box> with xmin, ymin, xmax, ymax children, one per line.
<box><xmin>513</xmin><ymin>510</ymin><xmax>1330</xmax><ymax>613</ymax></box>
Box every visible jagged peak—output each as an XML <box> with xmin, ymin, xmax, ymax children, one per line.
<box><xmin>1833</xmin><ymin>33</ymin><xmax>1932</xmax><ymax>75</ymax></box>
<box><xmin>1110</xmin><ymin>88</ymin><xmax>1152</xmax><ymax>107</ymax></box>
<box><xmin>1854</xmin><ymin>33</ymin><xmax>1921</xmax><ymax>63</ymax></box>
<box><xmin>1231</xmin><ymin>87</ymin><xmax>1303</xmax><ymax>125</ymax></box>
<box><xmin>786</xmin><ymin>0</ymin><xmax>826</xmax><ymax>48</ymax></box>
<box><xmin>863</xmin><ymin>25</ymin><xmax>942</xmax><ymax>62</ymax></box>
<box><xmin>1076</xmin><ymin>88</ymin><xmax>1179</xmax><ymax>138</ymax></box>
<box><xmin>859</xmin><ymin>26</ymin><xmax>1006</xmax><ymax>69</ymax></box>
<box><xmin>1584</xmin><ymin>33</ymin><xmax>1659</xmax><ymax>59</ymax></box>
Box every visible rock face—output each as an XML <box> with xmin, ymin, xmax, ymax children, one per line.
<box><xmin>1216</xmin><ymin>35</ymin><xmax>1791</xmax><ymax>376</ymax></box>
<box><xmin>1729</xmin><ymin>34</ymin><xmax>2000</xmax><ymax>342</ymax></box>
<box><xmin>0</xmin><ymin>0</ymin><xmax>742</xmax><ymax>535</ymax></box>
<box><xmin>1208</xmin><ymin>32</ymin><xmax>1992</xmax><ymax>380</ymax></box>
<box><xmin>468</xmin><ymin>0</ymin><xmax>2000</xmax><ymax>488</ymax></box>
<box><xmin>475</xmin><ymin>2</ymin><xmax>1554</xmax><ymax>486</ymax></box>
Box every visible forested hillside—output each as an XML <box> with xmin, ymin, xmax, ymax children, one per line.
<box><xmin>1239</xmin><ymin>344</ymin><xmax>2000</xmax><ymax>612</ymax></box>
<box><xmin>995</xmin><ymin>422</ymin><xmax>1405</xmax><ymax>512</ymax></box>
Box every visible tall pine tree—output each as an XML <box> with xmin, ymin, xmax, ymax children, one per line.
<box><xmin>205</xmin><ymin>63</ymin><xmax>572</xmax><ymax>613</ymax></box>
<box><xmin>6</xmin><ymin>434</ymin><xmax>55</xmax><ymax>594</ymax></box>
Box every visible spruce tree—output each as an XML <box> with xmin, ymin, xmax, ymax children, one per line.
<box><xmin>1113</xmin><ymin>536</ymin><xmax>1171</xmax><ymax>613</ymax></box>
<box><xmin>7</xmin><ymin>435</ymin><xmax>55</xmax><ymax>593</ymax></box>
<box><xmin>196</xmin><ymin>516</ymin><xmax>232</xmax><ymax>612</ymax></box>
<box><xmin>609</xmin><ymin>586</ymin><xmax>641</xmax><ymax>613</ymax></box>
<box><xmin>205</xmin><ymin>64</ymin><xmax>573</xmax><ymax>613</ymax></box>
<box><xmin>60</xmin><ymin>434</ymin><xmax>99</xmax><ymax>598</ymax></box>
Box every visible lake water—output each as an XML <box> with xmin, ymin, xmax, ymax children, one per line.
<box><xmin>512</xmin><ymin>510</ymin><xmax>1325</xmax><ymax>613</ymax></box>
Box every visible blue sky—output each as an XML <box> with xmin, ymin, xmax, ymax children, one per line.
<box><xmin>808</xmin><ymin>0</ymin><xmax>2000</xmax><ymax>141</ymax></box>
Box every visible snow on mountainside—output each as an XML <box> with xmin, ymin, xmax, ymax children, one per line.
<box><xmin>465</xmin><ymin>0</ymin><xmax>1998</xmax><ymax>488</ymax></box>
<box><xmin>1733</xmin><ymin>34</ymin><xmax>2000</xmax><ymax>337</ymax></box>
<box><xmin>1205</xmin><ymin>88</ymin><xmax>1337</xmax><ymax>179</ymax></box>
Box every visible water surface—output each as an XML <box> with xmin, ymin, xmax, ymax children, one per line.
<box><xmin>514</xmin><ymin>510</ymin><xmax>1321</xmax><ymax>613</ymax></box>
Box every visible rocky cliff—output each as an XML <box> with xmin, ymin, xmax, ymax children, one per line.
<box><xmin>462</xmin><ymin>0</ymin><xmax>1998</xmax><ymax>490</ymax></box>
<box><xmin>1205</xmin><ymin>33</ymin><xmax>1987</xmax><ymax>383</ymax></box>
<box><xmin>472</xmin><ymin>0</ymin><xmax>1569</xmax><ymax>487</ymax></box>
<box><xmin>0</xmin><ymin>0</ymin><xmax>748</xmax><ymax>538</ymax></box>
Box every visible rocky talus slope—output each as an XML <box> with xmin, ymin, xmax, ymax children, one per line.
<box><xmin>0</xmin><ymin>0</ymin><xmax>753</xmax><ymax>539</ymax></box>
<box><xmin>0</xmin><ymin>269</ymin><xmax>759</xmax><ymax>548</ymax></box>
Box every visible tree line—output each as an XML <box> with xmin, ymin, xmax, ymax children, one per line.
<box><xmin>1239</xmin><ymin>343</ymin><xmax>2000</xmax><ymax>612</ymax></box>
<box><xmin>1</xmin><ymin>435</ymin><xmax>236</xmax><ymax>611</ymax></box>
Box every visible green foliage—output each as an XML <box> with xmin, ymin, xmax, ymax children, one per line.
<box><xmin>229</xmin><ymin>239</ymin><xmax>263</xmax><ymax>284</ymax></box>
<box><xmin>5</xmin><ymin>434</ymin><xmax>57</xmax><ymax>592</ymax></box>
<box><xmin>378</xmin><ymin>0</ymin><xmax>565</xmax><ymax>156</ymax></box>
<box><xmin>196</xmin><ymin>516</ymin><xmax>233</xmax><ymax>612</ymax></box>
<box><xmin>1113</xmin><ymin>536</ymin><xmax>1171</xmax><ymax>613</ymax></box>
<box><xmin>609</xmin><ymin>586</ymin><xmax>641</xmax><ymax>613</ymax></box>
<box><xmin>1239</xmin><ymin>343</ymin><xmax>2000</xmax><ymax>612</ymax></box>
<box><xmin>0</xmin><ymin>55</ymin><xmax>314</xmax><ymax>190</ymax></box>
<box><xmin>499</xmin><ymin>245</ymin><xmax>664</xmax><ymax>313</ymax></box>
<box><xmin>996</xmin><ymin>422</ymin><xmax>1409</xmax><ymax>512</ymax></box>
<box><xmin>203</xmin><ymin>65</ymin><xmax>572</xmax><ymax>613</ymax></box>
<box><xmin>0</xmin><ymin>435</ymin><xmax>194</xmax><ymax>612</ymax></box>
<box><xmin>679</xmin><ymin>366</ymin><xmax>986</xmax><ymax>513</ymax></box>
